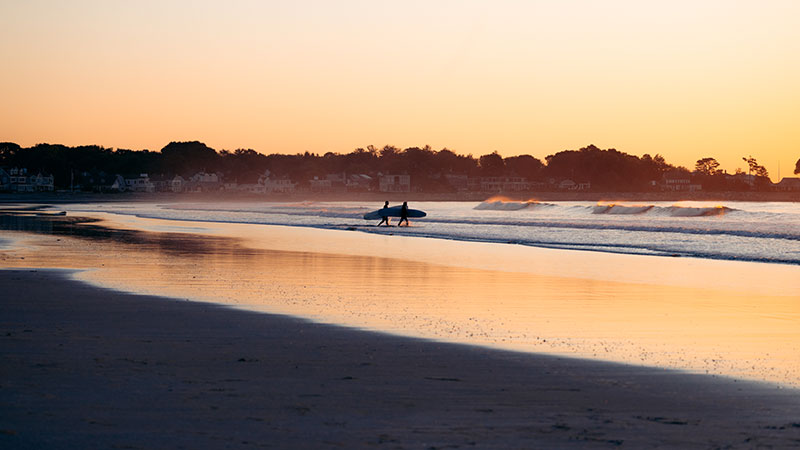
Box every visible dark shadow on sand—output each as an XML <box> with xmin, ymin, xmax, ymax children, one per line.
<box><xmin>1</xmin><ymin>269</ymin><xmax>799</xmax><ymax>449</ymax></box>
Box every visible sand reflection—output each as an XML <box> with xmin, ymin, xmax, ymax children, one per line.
<box><xmin>2</xmin><ymin>212</ymin><xmax>798</xmax><ymax>387</ymax></box>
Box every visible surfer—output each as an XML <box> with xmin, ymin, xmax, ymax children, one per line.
<box><xmin>377</xmin><ymin>201</ymin><xmax>390</xmax><ymax>226</ymax></box>
<box><xmin>398</xmin><ymin>201</ymin><xmax>409</xmax><ymax>227</ymax></box>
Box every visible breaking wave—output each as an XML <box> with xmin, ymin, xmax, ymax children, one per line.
<box><xmin>592</xmin><ymin>204</ymin><xmax>654</xmax><ymax>215</ymax></box>
<box><xmin>474</xmin><ymin>196</ymin><xmax>552</xmax><ymax>211</ymax></box>
<box><xmin>591</xmin><ymin>204</ymin><xmax>734</xmax><ymax>217</ymax></box>
<box><xmin>475</xmin><ymin>200</ymin><xmax>538</xmax><ymax>211</ymax></box>
<box><xmin>661</xmin><ymin>205</ymin><xmax>732</xmax><ymax>217</ymax></box>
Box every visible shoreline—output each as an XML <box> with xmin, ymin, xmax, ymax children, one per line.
<box><xmin>2</xmin><ymin>268</ymin><xmax>799</xmax><ymax>448</ymax></box>
<box><xmin>1</xmin><ymin>189</ymin><xmax>799</xmax><ymax>204</ymax></box>
<box><xmin>3</xmin><ymin>210</ymin><xmax>800</xmax><ymax>388</ymax></box>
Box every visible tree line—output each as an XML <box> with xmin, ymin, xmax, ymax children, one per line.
<box><xmin>0</xmin><ymin>141</ymin><xmax>792</xmax><ymax>192</ymax></box>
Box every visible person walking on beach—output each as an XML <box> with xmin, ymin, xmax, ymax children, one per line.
<box><xmin>398</xmin><ymin>201</ymin><xmax>409</xmax><ymax>227</ymax></box>
<box><xmin>377</xmin><ymin>201</ymin><xmax>390</xmax><ymax>227</ymax></box>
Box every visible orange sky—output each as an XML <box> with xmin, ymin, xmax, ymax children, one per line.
<box><xmin>2</xmin><ymin>1</ymin><xmax>799</xmax><ymax>178</ymax></box>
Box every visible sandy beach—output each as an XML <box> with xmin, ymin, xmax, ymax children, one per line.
<box><xmin>2</xmin><ymin>268</ymin><xmax>800</xmax><ymax>449</ymax></box>
<box><xmin>1</xmin><ymin>208</ymin><xmax>800</xmax><ymax>448</ymax></box>
<box><xmin>5</xmin><ymin>0</ymin><xmax>800</xmax><ymax>446</ymax></box>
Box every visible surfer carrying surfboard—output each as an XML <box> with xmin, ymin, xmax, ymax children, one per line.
<box><xmin>377</xmin><ymin>201</ymin><xmax>390</xmax><ymax>226</ymax></box>
<box><xmin>362</xmin><ymin>203</ymin><xmax>425</xmax><ymax>223</ymax></box>
<box><xmin>398</xmin><ymin>201</ymin><xmax>409</xmax><ymax>227</ymax></box>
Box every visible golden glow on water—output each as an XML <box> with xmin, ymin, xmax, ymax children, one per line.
<box><xmin>2</xmin><ymin>213</ymin><xmax>799</xmax><ymax>387</ymax></box>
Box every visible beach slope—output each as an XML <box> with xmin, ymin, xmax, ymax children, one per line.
<box><xmin>1</xmin><ymin>269</ymin><xmax>799</xmax><ymax>449</ymax></box>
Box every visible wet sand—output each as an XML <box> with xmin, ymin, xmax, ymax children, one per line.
<box><xmin>3</xmin><ymin>211</ymin><xmax>799</xmax><ymax>387</ymax></box>
<box><xmin>2</xmin><ymin>269</ymin><xmax>800</xmax><ymax>449</ymax></box>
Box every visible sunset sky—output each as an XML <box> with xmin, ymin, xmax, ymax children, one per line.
<box><xmin>2</xmin><ymin>0</ymin><xmax>799</xmax><ymax>178</ymax></box>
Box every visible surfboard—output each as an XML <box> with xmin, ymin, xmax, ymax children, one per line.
<box><xmin>363</xmin><ymin>205</ymin><xmax>427</xmax><ymax>220</ymax></box>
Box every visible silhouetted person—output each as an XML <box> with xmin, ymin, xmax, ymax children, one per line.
<box><xmin>377</xmin><ymin>201</ymin><xmax>390</xmax><ymax>226</ymax></box>
<box><xmin>398</xmin><ymin>201</ymin><xmax>409</xmax><ymax>227</ymax></box>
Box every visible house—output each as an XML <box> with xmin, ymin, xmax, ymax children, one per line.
<box><xmin>29</xmin><ymin>171</ymin><xmax>54</xmax><ymax>191</ymax></box>
<box><xmin>556</xmin><ymin>179</ymin><xmax>591</xmax><ymax>191</ymax></box>
<box><xmin>185</xmin><ymin>172</ymin><xmax>223</xmax><ymax>192</ymax></box>
<box><xmin>265</xmin><ymin>177</ymin><xmax>296</xmax><ymax>193</ymax></box>
<box><xmin>170</xmin><ymin>175</ymin><xmax>186</xmax><ymax>193</ymax></box>
<box><xmin>325</xmin><ymin>173</ymin><xmax>347</xmax><ymax>189</ymax></box>
<box><xmin>251</xmin><ymin>169</ymin><xmax>295</xmax><ymax>194</ymax></box>
<box><xmin>2</xmin><ymin>167</ymin><xmax>53</xmax><ymax>192</ymax></box>
<box><xmin>109</xmin><ymin>175</ymin><xmax>127</xmax><ymax>192</ymax></box>
<box><xmin>309</xmin><ymin>177</ymin><xmax>333</xmax><ymax>193</ymax></box>
<box><xmin>7</xmin><ymin>167</ymin><xmax>32</xmax><ymax>192</ymax></box>
<box><xmin>236</xmin><ymin>182</ymin><xmax>266</xmax><ymax>194</ymax></box>
<box><xmin>558</xmin><ymin>179</ymin><xmax>576</xmax><ymax>190</ymax></box>
<box><xmin>125</xmin><ymin>173</ymin><xmax>155</xmax><ymax>192</ymax></box>
<box><xmin>725</xmin><ymin>173</ymin><xmax>756</xmax><ymax>189</ymax></box>
<box><xmin>480</xmin><ymin>176</ymin><xmax>531</xmax><ymax>192</ymax></box>
<box><xmin>346</xmin><ymin>174</ymin><xmax>373</xmax><ymax>192</ymax></box>
<box><xmin>0</xmin><ymin>168</ymin><xmax>11</xmax><ymax>191</ymax></box>
<box><xmin>444</xmin><ymin>174</ymin><xmax>468</xmax><ymax>191</ymax></box>
<box><xmin>191</xmin><ymin>172</ymin><xmax>220</xmax><ymax>183</ymax></box>
<box><xmin>250</xmin><ymin>171</ymin><xmax>294</xmax><ymax>193</ymax></box>
<box><xmin>379</xmin><ymin>174</ymin><xmax>411</xmax><ymax>193</ymax></box>
<box><xmin>775</xmin><ymin>177</ymin><xmax>800</xmax><ymax>191</ymax></box>
<box><xmin>661</xmin><ymin>170</ymin><xmax>701</xmax><ymax>192</ymax></box>
<box><xmin>148</xmin><ymin>174</ymin><xmax>173</xmax><ymax>192</ymax></box>
<box><xmin>77</xmin><ymin>170</ymin><xmax>114</xmax><ymax>192</ymax></box>
<box><xmin>221</xmin><ymin>173</ymin><xmax>261</xmax><ymax>193</ymax></box>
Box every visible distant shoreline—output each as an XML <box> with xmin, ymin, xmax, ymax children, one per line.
<box><xmin>0</xmin><ymin>190</ymin><xmax>798</xmax><ymax>204</ymax></box>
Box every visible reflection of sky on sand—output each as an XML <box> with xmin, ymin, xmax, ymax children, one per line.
<box><xmin>78</xmin><ymin>212</ymin><xmax>800</xmax><ymax>297</ymax></box>
<box><xmin>2</xmin><ymin>212</ymin><xmax>799</xmax><ymax>388</ymax></box>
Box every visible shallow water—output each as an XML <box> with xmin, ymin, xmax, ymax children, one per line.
<box><xmin>2</xmin><ymin>209</ymin><xmax>798</xmax><ymax>388</ymax></box>
<box><xmin>60</xmin><ymin>200</ymin><xmax>800</xmax><ymax>265</ymax></box>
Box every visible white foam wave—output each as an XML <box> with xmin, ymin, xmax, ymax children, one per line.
<box><xmin>590</xmin><ymin>204</ymin><xmax>734</xmax><ymax>217</ymax></box>
<box><xmin>663</xmin><ymin>206</ymin><xmax>732</xmax><ymax>217</ymax></box>
<box><xmin>474</xmin><ymin>199</ymin><xmax>552</xmax><ymax>211</ymax></box>
<box><xmin>592</xmin><ymin>204</ymin><xmax>654</xmax><ymax>215</ymax></box>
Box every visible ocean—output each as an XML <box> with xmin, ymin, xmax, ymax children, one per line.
<box><xmin>60</xmin><ymin>199</ymin><xmax>800</xmax><ymax>265</ymax></box>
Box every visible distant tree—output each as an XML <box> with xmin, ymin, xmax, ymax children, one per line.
<box><xmin>219</xmin><ymin>149</ymin><xmax>269</xmax><ymax>182</ymax></box>
<box><xmin>742</xmin><ymin>156</ymin><xmax>760</xmax><ymax>176</ymax></box>
<box><xmin>794</xmin><ymin>158</ymin><xmax>800</xmax><ymax>175</ymax></box>
<box><xmin>401</xmin><ymin>146</ymin><xmax>436</xmax><ymax>176</ymax></box>
<box><xmin>478</xmin><ymin>151</ymin><xmax>505</xmax><ymax>176</ymax></box>
<box><xmin>638</xmin><ymin>153</ymin><xmax>672</xmax><ymax>187</ymax></box>
<box><xmin>433</xmin><ymin>148</ymin><xmax>477</xmax><ymax>175</ymax></box>
<box><xmin>160</xmin><ymin>141</ymin><xmax>219</xmax><ymax>176</ymax></box>
<box><xmin>694</xmin><ymin>157</ymin><xmax>721</xmax><ymax>175</ymax></box>
<box><xmin>505</xmin><ymin>154</ymin><xmax>544</xmax><ymax>179</ymax></box>
<box><xmin>0</xmin><ymin>142</ymin><xmax>21</xmax><ymax>162</ymax></box>
<box><xmin>691</xmin><ymin>157</ymin><xmax>731</xmax><ymax>191</ymax></box>
<box><xmin>543</xmin><ymin>144</ymin><xmax>665</xmax><ymax>191</ymax></box>
<box><xmin>742</xmin><ymin>156</ymin><xmax>769</xmax><ymax>178</ymax></box>
<box><xmin>377</xmin><ymin>145</ymin><xmax>402</xmax><ymax>173</ymax></box>
<box><xmin>742</xmin><ymin>155</ymin><xmax>770</xmax><ymax>189</ymax></box>
<box><xmin>432</xmin><ymin>149</ymin><xmax>459</xmax><ymax>173</ymax></box>
<box><xmin>345</xmin><ymin>147</ymin><xmax>378</xmax><ymax>174</ymax></box>
<box><xmin>379</xmin><ymin>145</ymin><xmax>399</xmax><ymax>158</ymax></box>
